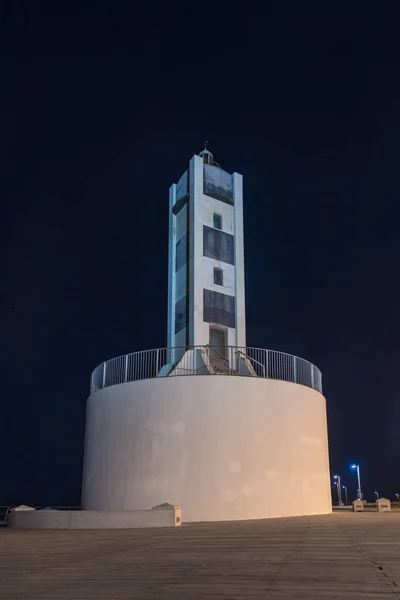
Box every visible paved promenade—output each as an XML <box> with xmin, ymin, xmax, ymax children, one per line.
<box><xmin>1</xmin><ymin>512</ymin><xmax>400</xmax><ymax>598</ymax></box>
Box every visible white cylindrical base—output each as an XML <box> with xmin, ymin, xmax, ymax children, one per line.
<box><xmin>82</xmin><ymin>376</ymin><xmax>331</xmax><ymax>522</ymax></box>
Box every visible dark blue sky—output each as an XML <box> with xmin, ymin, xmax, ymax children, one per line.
<box><xmin>2</xmin><ymin>1</ymin><xmax>400</xmax><ymax>505</ymax></box>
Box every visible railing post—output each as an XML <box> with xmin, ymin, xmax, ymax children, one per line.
<box><xmin>266</xmin><ymin>350</ymin><xmax>269</xmax><ymax>378</ymax></box>
<box><xmin>125</xmin><ymin>354</ymin><xmax>128</xmax><ymax>382</ymax></box>
<box><xmin>311</xmin><ymin>365</ymin><xmax>314</xmax><ymax>390</ymax></box>
<box><xmin>102</xmin><ymin>361</ymin><xmax>107</xmax><ymax>389</ymax></box>
<box><xmin>293</xmin><ymin>356</ymin><xmax>297</xmax><ymax>383</ymax></box>
<box><xmin>156</xmin><ymin>349</ymin><xmax>159</xmax><ymax>376</ymax></box>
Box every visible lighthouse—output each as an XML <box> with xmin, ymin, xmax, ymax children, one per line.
<box><xmin>82</xmin><ymin>147</ymin><xmax>331</xmax><ymax>523</ymax></box>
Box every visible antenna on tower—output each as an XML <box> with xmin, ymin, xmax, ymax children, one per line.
<box><xmin>199</xmin><ymin>142</ymin><xmax>220</xmax><ymax>168</ymax></box>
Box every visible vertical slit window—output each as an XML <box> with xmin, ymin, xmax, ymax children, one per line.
<box><xmin>214</xmin><ymin>267</ymin><xmax>223</xmax><ymax>286</ymax></box>
<box><xmin>213</xmin><ymin>213</ymin><xmax>222</xmax><ymax>230</ymax></box>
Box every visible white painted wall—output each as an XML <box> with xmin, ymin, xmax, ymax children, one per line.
<box><xmin>190</xmin><ymin>155</ymin><xmax>203</xmax><ymax>345</ymax></box>
<box><xmin>167</xmin><ymin>184</ymin><xmax>177</xmax><ymax>349</ymax></box>
<box><xmin>233</xmin><ymin>173</ymin><xmax>246</xmax><ymax>347</ymax></box>
<box><xmin>82</xmin><ymin>377</ymin><xmax>331</xmax><ymax>522</ymax></box>
<box><xmin>191</xmin><ymin>155</ymin><xmax>238</xmax><ymax>347</ymax></box>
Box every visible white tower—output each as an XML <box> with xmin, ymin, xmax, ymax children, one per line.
<box><xmin>167</xmin><ymin>146</ymin><xmax>245</xmax><ymax>367</ymax></box>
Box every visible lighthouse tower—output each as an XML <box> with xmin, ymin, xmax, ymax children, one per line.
<box><xmin>167</xmin><ymin>146</ymin><xmax>246</xmax><ymax>369</ymax></box>
<box><xmin>82</xmin><ymin>147</ymin><xmax>331</xmax><ymax>524</ymax></box>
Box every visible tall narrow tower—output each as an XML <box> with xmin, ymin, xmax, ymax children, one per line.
<box><xmin>167</xmin><ymin>147</ymin><xmax>246</xmax><ymax>360</ymax></box>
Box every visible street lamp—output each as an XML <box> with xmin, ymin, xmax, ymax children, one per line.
<box><xmin>374</xmin><ymin>491</ymin><xmax>379</xmax><ymax>500</ymax></box>
<box><xmin>395</xmin><ymin>493</ymin><xmax>399</xmax><ymax>501</ymax></box>
<box><xmin>350</xmin><ymin>464</ymin><xmax>362</xmax><ymax>500</ymax></box>
<box><xmin>342</xmin><ymin>485</ymin><xmax>348</xmax><ymax>506</ymax></box>
<box><xmin>333</xmin><ymin>475</ymin><xmax>342</xmax><ymax>506</ymax></box>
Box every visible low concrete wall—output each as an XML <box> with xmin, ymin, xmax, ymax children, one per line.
<box><xmin>7</xmin><ymin>506</ymin><xmax>181</xmax><ymax>529</ymax></box>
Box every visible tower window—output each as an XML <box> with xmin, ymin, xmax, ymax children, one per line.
<box><xmin>214</xmin><ymin>267</ymin><xmax>223</xmax><ymax>286</ymax></box>
<box><xmin>213</xmin><ymin>213</ymin><xmax>222</xmax><ymax>230</ymax></box>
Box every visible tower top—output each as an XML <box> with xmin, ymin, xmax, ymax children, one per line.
<box><xmin>198</xmin><ymin>142</ymin><xmax>220</xmax><ymax>168</ymax></box>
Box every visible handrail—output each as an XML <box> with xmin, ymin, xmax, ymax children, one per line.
<box><xmin>206</xmin><ymin>345</ymin><xmax>229</xmax><ymax>363</ymax></box>
<box><xmin>0</xmin><ymin>506</ymin><xmax>10</xmax><ymax>525</ymax></box>
<box><xmin>236</xmin><ymin>349</ymin><xmax>266</xmax><ymax>378</ymax></box>
<box><xmin>90</xmin><ymin>346</ymin><xmax>323</xmax><ymax>395</ymax></box>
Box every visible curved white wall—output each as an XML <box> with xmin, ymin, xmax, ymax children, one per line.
<box><xmin>82</xmin><ymin>376</ymin><xmax>331</xmax><ymax>522</ymax></box>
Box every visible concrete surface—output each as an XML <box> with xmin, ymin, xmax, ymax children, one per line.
<box><xmin>82</xmin><ymin>375</ymin><xmax>331</xmax><ymax>521</ymax></box>
<box><xmin>7</xmin><ymin>505</ymin><xmax>181</xmax><ymax>529</ymax></box>
<box><xmin>1</xmin><ymin>512</ymin><xmax>400</xmax><ymax>599</ymax></box>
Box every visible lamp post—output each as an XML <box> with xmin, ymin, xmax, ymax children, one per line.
<box><xmin>374</xmin><ymin>491</ymin><xmax>379</xmax><ymax>501</ymax></box>
<box><xmin>333</xmin><ymin>475</ymin><xmax>342</xmax><ymax>506</ymax></box>
<box><xmin>350</xmin><ymin>464</ymin><xmax>362</xmax><ymax>500</ymax></box>
<box><xmin>395</xmin><ymin>493</ymin><xmax>399</xmax><ymax>501</ymax></box>
<box><xmin>342</xmin><ymin>485</ymin><xmax>348</xmax><ymax>506</ymax></box>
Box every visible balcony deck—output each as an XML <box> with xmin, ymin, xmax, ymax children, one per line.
<box><xmin>90</xmin><ymin>346</ymin><xmax>323</xmax><ymax>395</ymax></box>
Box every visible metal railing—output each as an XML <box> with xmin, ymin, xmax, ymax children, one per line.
<box><xmin>0</xmin><ymin>506</ymin><xmax>10</xmax><ymax>526</ymax></box>
<box><xmin>90</xmin><ymin>346</ymin><xmax>322</xmax><ymax>395</ymax></box>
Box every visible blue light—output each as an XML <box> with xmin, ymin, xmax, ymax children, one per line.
<box><xmin>350</xmin><ymin>464</ymin><xmax>357</xmax><ymax>469</ymax></box>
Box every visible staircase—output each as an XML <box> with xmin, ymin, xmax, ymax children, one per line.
<box><xmin>210</xmin><ymin>357</ymin><xmax>237</xmax><ymax>375</ymax></box>
<box><xmin>213</xmin><ymin>367</ymin><xmax>238</xmax><ymax>375</ymax></box>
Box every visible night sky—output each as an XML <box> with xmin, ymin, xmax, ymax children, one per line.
<box><xmin>2</xmin><ymin>2</ymin><xmax>400</xmax><ymax>506</ymax></box>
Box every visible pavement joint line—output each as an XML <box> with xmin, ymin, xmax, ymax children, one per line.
<box><xmin>263</xmin><ymin>518</ymin><xmax>310</xmax><ymax>595</ymax></box>
<box><xmin>335</xmin><ymin>521</ymin><xmax>400</xmax><ymax>597</ymax></box>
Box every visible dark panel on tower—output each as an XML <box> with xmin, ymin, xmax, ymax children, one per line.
<box><xmin>203</xmin><ymin>226</ymin><xmax>234</xmax><ymax>265</ymax></box>
<box><xmin>203</xmin><ymin>289</ymin><xmax>235</xmax><ymax>328</ymax></box>
<box><xmin>175</xmin><ymin>296</ymin><xmax>187</xmax><ymax>334</ymax></box>
<box><xmin>176</xmin><ymin>233</ymin><xmax>187</xmax><ymax>272</ymax></box>
<box><xmin>173</xmin><ymin>170</ymin><xmax>189</xmax><ymax>215</ymax></box>
<box><xmin>203</xmin><ymin>164</ymin><xmax>233</xmax><ymax>205</ymax></box>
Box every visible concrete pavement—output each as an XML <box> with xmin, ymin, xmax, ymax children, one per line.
<box><xmin>1</xmin><ymin>512</ymin><xmax>400</xmax><ymax>598</ymax></box>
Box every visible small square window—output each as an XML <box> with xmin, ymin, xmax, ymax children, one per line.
<box><xmin>213</xmin><ymin>213</ymin><xmax>222</xmax><ymax>230</ymax></box>
<box><xmin>214</xmin><ymin>267</ymin><xmax>223</xmax><ymax>286</ymax></box>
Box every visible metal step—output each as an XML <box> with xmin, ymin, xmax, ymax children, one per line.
<box><xmin>213</xmin><ymin>368</ymin><xmax>237</xmax><ymax>375</ymax></box>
